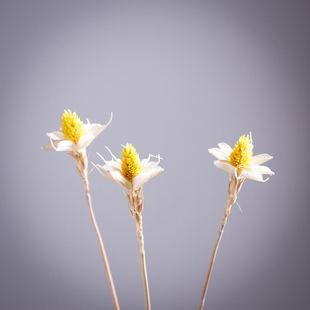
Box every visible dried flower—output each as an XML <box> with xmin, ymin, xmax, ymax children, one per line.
<box><xmin>43</xmin><ymin>109</ymin><xmax>112</xmax><ymax>154</ymax></box>
<box><xmin>198</xmin><ymin>134</ymin><xmax>274</xmax><ymax>310</ymax></box>
<box><xmin>42</xmin><ymin>110</ymin><xmax>119</xmax><ymax>309</ymax></box>
<box><xmin>96</xmin><ymin>143</ymin><xmax>163</xmax><ymax>192</ymax></box>
<box><xmin>96</xmin><ymin>143</ymin><xmax>163</xmax><ymax>310</ymax></box>
<box><xmin>208</xmin><ymin>133</ymin><xmax>274</xmax><ymax>182</ymax></box>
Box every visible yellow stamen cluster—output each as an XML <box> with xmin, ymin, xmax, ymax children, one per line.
<box><xmin>121</xmin><ymin>143</ymin><xmax>142</xmax><ymax>181</ymax></box>
<box><xmin>61</xmin><ymin>110</ymin><xmax>85</xmax><ymax>144</ymax></box>
<box><xmin>230</xmin><ymin>135</ymin><xmax>253</xmax><ymax>171</ymax></box>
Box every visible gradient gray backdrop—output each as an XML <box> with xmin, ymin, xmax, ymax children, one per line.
<box><xmin>1</xmin><ymin>1</ymin><xmax>309</xmax><ymax>309</ymax></box>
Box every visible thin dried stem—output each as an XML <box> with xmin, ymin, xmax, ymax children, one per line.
<box><xmin>84</xmin><ymin>177</ymin><xmax>120</xmax><ymax>310</ymax></box>
<box><xmin>198</xmin><ymin>175</ymin><xmax>243</xmax><ymax>310</ymax></box>
<box><xmin>198</xmin><ymin>196</ymin><xmax>234</xmax><ymax>310</ymax></box>
<box><xmin>126</xmin><ymin>188</ymin><xmax>151</xmax><ymax>310</ymax></box>
<box><xmin>136</xmin><ymin>217</ymin><xmax>151</xmax><ymax>310</ymax></box>
<box><xmin>71</xmin><ymin>150</ymin><xmax>120</xmax><ymax>310</ymax></box>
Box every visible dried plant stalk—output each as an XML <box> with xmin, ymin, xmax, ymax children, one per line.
<box><xmin>71</xmin><ymin>150</ymin><xmax>120</xmax><ymax>310</ymax></box>
<box><xmin>137</xmin><ymin>217</ymin><xmax>151</xmax><ymax>310</ymax></box>
<box><xmin>127</xmin><ymin>188</ymin><xmax>151</xmax><ymax>310</ymax></box>
<box><xmin>198</xmin><ymin>175</ymin><xmax>244</xmax><ymax>310</ymax></box>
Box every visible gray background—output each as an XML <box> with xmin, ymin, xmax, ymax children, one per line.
<box><xmin>1</xmin><ymin>1</ymin><xmax>309</xmax><ymax>309</ymax></box>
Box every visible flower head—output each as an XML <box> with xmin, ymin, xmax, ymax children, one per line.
<box><xmin>61</xmin><ymin>110</ymin><xmax>85</xmax><ymax>144</ymax></box>
<box><xmin>121</xmin><ymin>144</ymin><xmax>142</xmax><ymax>181</ymax></box>
<box><xmin>208</xmin><ymin>133</ymin><xmax>274</xmax><ymax>182</ymax></box>
<box><xmin>43</xmin><ymin>109</ymin><xmax>112</xmax><ymax>154</ymax></box>
<box><xmin>96</xmin><ymin>144</ymin><xmax>163</xmax><ymax>191</ymax></box>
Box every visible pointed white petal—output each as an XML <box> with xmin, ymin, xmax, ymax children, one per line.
<box><xmin>214</xmin><ymin>160</ymin><xmax>235</xmax><ymax>174</ymax></box>
<box><xmin>97</xmin><ymin>152</ymin><xmax>122</xmax><ymax>171</ymax></box>
<box><xmin>218</xmin><ymin>143</ymin><xmax>233</xmax><ymax>155</ymax></box>
<box><xmin>42</xmin><ymin>142</ymin><xmax>54</xmax><ymax>150</ymax></box>
<box><xmin>140</xmin><ymin>158</ymin><xmax>149</xmax><ymax>169</ymax></box>
<box><xmin>140</xmin><ymin>154</ymin><xmax>162</xmax><ymax>170</ymax></box>
<box><xmin>55</xmin><ymin>140</ymin><xmax>75</xmax><ymax>152</ymax></box>
<box><xmin>132</xmin><ymin>167</ymin><xmax>163</xmax><ymax>191</ymax></box>
<box><xmin>109</xmin><ymin>161</ymin><xmax>122</xmax><ymax>171</ymax></box>
<box><xmin>142</xmin><ymin>160</ymin><xmax>161</xmax><ymax>172</ymax></box>
<box><xmin>104</xmin><ymin>146</ymin><xmax>122</xmax><ymax>165</ymax></box>
<box><xmin>76</xmin><ymin>134</ymin><xmax>94</xmax><ymax>150</ymax></box>
<box><xmin>252</xmin><ymin>154</ymin><xmax>273</xmax><ymax>165</ymax></box>
<box><xmin>83</xmin><ymin>123</ymin><xmax>104</xmax><ymax>138</ymax></box>
<box><xmin>47</xmin><ymin>131</ymin><xmax>65</xmax><ymax>140</ymax></box>
<box><xmin>96</xmin><ymin>164</ymin><xmax>108</xmax><ymax>172</ymax></box>
<box><xmin>98</xmin><ymin>160</ymin><xmax>122</xmax><ymax>172</ymax></box>
<box><xmin>208</xmin><ymin>148</ymin><xmax>230</xmax><ymax>161</ymax></box>
<box><xmin>104</xmin><ymin>170</ymin><xmax>132</xmax><ymax>190</ymax></box>
<box><xmin>84</xmin><ymin>113</ymin><xmax>112</xmax><ymax>138</ymax></box>
<box><xmin>132</xmin><ymin>172</ymin><xmax>150</xmax><ymax>191</ymax></box>
<box><xmin>42</xmin><ymin>139</ymin><xmax>64</xmax><ymax>150</ymax></box>
<box><xmin>251</xmin><ymin>165</ymin><xmax>274</xmax><ymax>175</ymax></box>
<box><xmin>96</xmin><ymin>152</ymin><xmax>107</xmax><ymax>164</ymax></box>
<box><xmin>242</xmin><ymin>168</ymin><xmax>267</xmax><ymax>182</ymax></box>
<box><xmin>146</xmin><ymin>166</ymin><xmax>164</xmax><ymax>180</ymax></box>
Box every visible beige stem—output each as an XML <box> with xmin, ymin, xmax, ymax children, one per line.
<box><xmin>83</xmin><ymin>176</ymin><xmax>120</xmax><ymax>310</ymax></box>
<box><xmin>198</xmin><ymin>196</ymin><xmax>236</xmax><ymax>310</ymax></box>
<box><xmin>136</xmin><ymin>217</ymin><xmax>151</xmax><ymax>310</ymax></box>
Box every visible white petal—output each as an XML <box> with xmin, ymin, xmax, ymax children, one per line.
<box><xmin>147</xmin><ymin>166</ymin><xmax>164</xmax><ymax>180</ymax></box>
<box><xmin>252</xmin><ymin>154</ymin><xmax>273</xmax><ymax>165</ymax></box>
<box><xmin>55</xmin><ymin>140</ymin><xmax>75</xmax><ymax>152</ymax></box>
<box><xmin>76</xmin><ymin>134</ymin><xmax>94</xmax><ymax>150</ymax></box>
<box><xmin>242</xmin><ymin>169</ymin><xmax>266</xmax><ymax>182</ymax></box>
<box><xmin>132</xmin><ymin>172</ymin><xmax>150</xmax><ymax>191</ymax></box>
<box><xmin>250</xmin><ymin>165</ymin><xmax>274</xmax><ymax>175</ymax></box>
<box><xmin>140</xmin><ymin>158</ymin><xmax>149</xmax><ymax>169</ymax></box>
<box><xmin>140</xmin><ymin>154</ymin><xmax>162</xmax><ymax>170</ymax></box>
<box><xmin>47</xmin><ymin>131</ymin><xmax>65</xmax><ymax>140</ymax></box>
<box><xmin>97</xmin><ymin>160</ymin><xmax>122</xmax><ymax>173</ymax></box>
<box><xmin>104</xmin><ymin>170</ymin><xmax>132</xmax><ymax>190</ymax></box>
<box><xmin>42</xmin><ymin>139</ymin><xmax>64</xmax><ymax>150</ymax></box>
<box><xmin>104</xmin><ymin>146</ymin><xmax>122</xmax><ymax>165</ymax></box>
<box><xmin>109</xmin><ymin>161</ymin><xmax>122</xmax><ymax>171</ymax></box>
<box><xmin>218</xmin><ymin>143</ymin><xmax>233</xmax><ymax>155</ymax></box>
<box><xmin>84</xmin><ymin>123</ymin><xmax>104</xmax><ymax>138</ymax></box>
<box><xmin>132</xmin><ymin>167</ymin><xmax>163</xmax><ymax>191</ymax></box>
<box><xmin>214</xmin><ymin>160</ymin><xmax>235</xmax><ymax>174</ymax></box>
<box><xmin>150</xmin><ymin>166</ymin><xmax>163</xmax><ymax>180</ymax></box>
<box><xmin>42</xmin><ymin>142</ymin><xmax>55</xmax><ymax>150</ymax></box>
<box><xmin>208</xmin><ymin>148</ymin><xmax>230</xmax><ymax>161</ymax></box>
<box><xmin>97</xmin><ymin>152</ymin><xmax>122</xmax><ymax>171</ymax></box>
<box><xmin>141</xmin><ymin>160</ymin><xmax>161</xmax><ymax>172</ymax></box>
<box><xmin>84</xmin><ymin>113</ymin><xmax>112</xmax><ymax>138</ymax></box>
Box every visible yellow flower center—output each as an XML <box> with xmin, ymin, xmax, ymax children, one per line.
<box><xmin>229</xmin><ymin>135</ymin><xmax>253</xmax><ymax>171</ymax></box>
<box><xmin>61</xmin><ymin>110</ymin><xmax>85</xmax><ymax>144</ymax></box>
<box><xmin>121</xmin><ymin>143</ymin><xmax>142</xmax><ymax>181</ymax></box>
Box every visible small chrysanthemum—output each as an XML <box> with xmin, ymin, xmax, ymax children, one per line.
<box><xmin>208</xmin><ymin>133</ymin><xmax>274</xmax><ymax>182</ymax></box>
<box><xmin>42</xmin><ymin>110</ymin><xmax>112</xmax><ymax>154</ymax></box>
<box><xmin>61</xmin><ymin>110</ymin><xmax>85</xmax><ymax>144</ymax></box>
<box><xmin>121</xmin><ymin>144</ymin><xmax>142</xmax><ymax>181</ymax></box>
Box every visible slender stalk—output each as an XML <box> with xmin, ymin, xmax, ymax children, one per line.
<box><xmin>83</xmin><ymin>176</ymin><xmax>120</xmax><ymax>310</ymax></box>
<box><xmin>198</xmin><ymin>196</ymin><xmax>235</xmax><ymax>310</ymax></box>
<box><xmin>136</xmin><ymin>217</ymin><xmax>151</xmax><ymax>310</ymax></box>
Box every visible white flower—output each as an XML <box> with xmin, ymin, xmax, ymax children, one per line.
<box><xmin>96</xmin><ymin>143</ymin><xmax>163</xmax><ymax>192</ymax></box>
<box><xmin>208</xmin><ymin>134</ymin><xmax>274</xmax><ymax>182</ymax></box>
<box><xmin>43</xmin><ymin>110</ymin><xmax>112</xmax><ymax>154</ymax></box>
